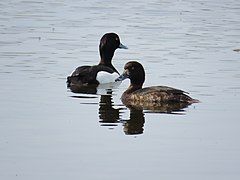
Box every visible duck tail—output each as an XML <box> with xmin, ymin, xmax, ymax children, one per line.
<box><xmin>66</xmin><ymin>76</ymin><xmax>72</xmax><ymax>87</ymax></box>
<box><xmin>189</xmin><ymin>98</ymin><xmax>200</xmax><ymax>104</ymax></box>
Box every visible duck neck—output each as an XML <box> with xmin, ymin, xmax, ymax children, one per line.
<box><xmin>125</xmin><ymin>84</ymin><xmax>143</xmax><ymax>94</ymax></box>
<box><xmin>99</xmin><ymin>48</ymin><xmax>115</xmax><ymax>65</ymax></box>
<box><xmin>99</xmin><ymin>49</ymin><xmax>119</xmax><ymax>73</ymax></box>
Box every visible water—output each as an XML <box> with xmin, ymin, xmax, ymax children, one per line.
<box><xmin>0</xmin><ymin>0</ymin><xmax>240</xmax><ymax>179</ymax></box>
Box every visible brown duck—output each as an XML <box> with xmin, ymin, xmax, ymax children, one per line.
<box><xmin>116</xmin><ymin>61</ymin><xmax>199</xmax><ymax>110</ymax></box>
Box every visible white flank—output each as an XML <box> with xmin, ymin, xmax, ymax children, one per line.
<box><xmin>96</xmin><ymin>71</ymin><xmax>119</xmax><ymax>84</ymax></box>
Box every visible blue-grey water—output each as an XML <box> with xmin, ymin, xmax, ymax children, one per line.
<box><xmin>0</xmin><ymin>0</ymin><xmax>240</xmax><ymax>179</ymax></box>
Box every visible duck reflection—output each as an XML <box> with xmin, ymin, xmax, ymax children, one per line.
<box><xmin>125</xmin><ymin>101</ymin><xmax>191</xmax><ymax>114</ymax></box>
<box><xmin>68</xmin><ymin>85</ymin><xmax>122</xmax><ymax>126</ymax></box>
<box><xmin>68</xmin><ymin>84</ymin><xmax>97</xmax><ymax>94</ymax></box>
<box><xmin>97</xmin><ymin>92</ymin><xmax>145</xmax><ymax>135</ymax></box>
<box><xmin>121</xmin><ymin>102</ymin><xmax>191</xmax><ymax>135</ymax></box>
<box><xmin>122</xmin><ymin>108</ymin><xmax>145</xmax><ymax>135</ymax></box>
<box><xmin>98</xmin><ymin>92</ymin><xmax>121</xmax><ymax>126</ymax></box>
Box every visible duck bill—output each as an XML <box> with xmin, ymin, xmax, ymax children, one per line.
<box><xmin>118</xmin><ymin>43</ymin><xmax>128</xmax><ymax>49</ymax></box>
<box><xmin>115</xmin><ymin>72</ymin><xmax>129</xmax><ymax>82</ymax></box>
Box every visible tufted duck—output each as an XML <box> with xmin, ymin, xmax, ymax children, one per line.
<box><xmin>116</xmin><ymin>61</ymin><xmax>199</xmax><ymax>109</ymax></box>
<box><xmin>67</xmin><ymin>33</ymin><xmax>127</xmax><ymax>87</ymax></box>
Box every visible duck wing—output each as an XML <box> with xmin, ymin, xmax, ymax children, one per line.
<box><xmin>136</xmin><ymin>86</ymin><xmax>188</xmax><ymax>95</ymax></box>
<box><xmin>70</xmin><ymin>65</ymin><xmax>92</xmax><ymax>77</ymax></box>
<box><xmin>67</xmin><ymin>66</ymin><xmax>96</xmax><ymax>86</ymax></box>
<box><xmin>132</xmin><ymin>86</ymin><xmax>193</xmax><ymax>103</ymax></box>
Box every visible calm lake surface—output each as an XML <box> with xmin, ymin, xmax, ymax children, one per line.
<box><xmin>0</xmin><ymin>0</ymin><xmax>240</xmax><ymax>179</ymax></box>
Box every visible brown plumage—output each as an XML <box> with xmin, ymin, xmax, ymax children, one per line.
<box><xmin>116</xmin><ymin>61</ymin><xmax>199</xmax><ymax>110</ymax></box>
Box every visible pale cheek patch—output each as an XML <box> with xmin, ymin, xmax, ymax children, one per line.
<box><xmin>96</xmin><ymin>71</ymin><xmax>119</xmax><ymax>84</ymax></box>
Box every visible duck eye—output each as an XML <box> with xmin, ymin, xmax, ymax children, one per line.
<box><xmin>115</xmin><ymin>37</ymin><xmax>119</xmax><ymax>41</ymax></box>
<box><xmin>131</xmin><ymin>67</ymin><xmax>135</xmax><ymax>70</ymax></box>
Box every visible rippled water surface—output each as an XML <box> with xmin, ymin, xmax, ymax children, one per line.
<box><xmin>1</xmin><ymin>0</ymin><xmax>240</xmax><ymax>179</ymax></box>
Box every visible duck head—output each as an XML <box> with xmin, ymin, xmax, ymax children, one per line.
<box><xmin>99</xmin><ymin>33</ymin><xmax>127</xmax><ymax>65</ymax></box>
<box><xmin>116</xmin><ymin>61</ymin><xmax>145</xmax><ymax>88</ymax></box>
